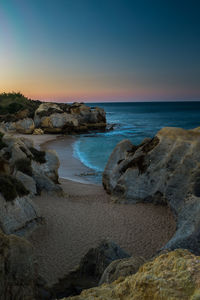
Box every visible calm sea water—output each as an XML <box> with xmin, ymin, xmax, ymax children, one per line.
<box><xmin>73</xmin><ymin>102</ymin><xmax>200</xmax><ymax>182</ymax></box>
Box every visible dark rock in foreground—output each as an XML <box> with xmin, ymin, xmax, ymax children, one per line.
<box><xmin>51</xmin><ymin>240</ymin><xmax>130</xmax><ymax>299</ymax></box>
<box><xmin>103</xmin><ymin>127</ymin><xmax>200</xmax><ymax>254</ymax></box>
<box><xmin>66</xmin><ymin>249</ymin><xmax>200</xmax><ymax>300</ymax></box>
<box><xmin>0</xmin><ymin>230</ymin><xmax>50</xmax><ymax>300</ymax></box>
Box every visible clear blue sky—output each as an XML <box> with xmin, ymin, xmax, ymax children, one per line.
<box><xmin>0</xmin><ymin>0</ymin><xmax>199</xmax><ymax>102</ymax></box>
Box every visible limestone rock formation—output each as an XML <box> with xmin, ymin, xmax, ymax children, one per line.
<box><xmin>0</xmin><ymin>230</ymin><xmax>50</xmax><ymax>300</ymax></box>
<box><xmin>67</xmin><ymin>249</ymin><xmax>200</xmax><ymax>300</ymax></box>
<box><xmin>15</xmin><ymin>117</ymin><xmax>35</xmax><ymax>134</ymax></box>
<box><xmin>103</xmin><ymin>127</ymin><xmax>200</xmax><ymax>254</ymax></box>
<box><xmin>0</xmin><ymin>133</ymin><xmax>61</xmax><ymax>235</ymax></box>
<box><xmin>0</xmin><ymin>98</ymin><xmax>106</xmax><ymax>134</ymax></box>
<box><xmin>51</xmin><ymin>240</ymin><xmax>130</xmax><ymax>298</ymax></box>
<box><xmin>99</xmin><ymin>255</ymin><xmax>145</xmax><ymax>285</ymax></box>
<box><xmin>34</xmin><ymin>102</ymin><xmax>106</xmax><ymax>133</ymax></box>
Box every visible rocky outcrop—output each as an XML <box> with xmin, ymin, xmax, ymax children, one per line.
<box><xmin>51</xmin><ymin>240</ymin><xmax>130</xmax><ymax>298</ymax></box>
<box><xmin>33</xmin><ymin>102</ymin><xmax>106</xmax><ymax>134</ymax></box>
<box><xmin>67</xmin><ymin>249</ymin><xmax>200</xmax><ymax>300</ymax></box>
<box><xmin>0</xmin><ymin>132</ymin><xmax>61</xmax><ymax>235</ymax></box>
<box><xmin>0</xmin><ymin>229</ymin><xmax>50</xmax><ymax>300</ymax></box>
<box><xmin>0</xmin><ymin>100</ymin><xmax>106</xmax><ymax>134</ymax></box>
<box><xmin>99</xmin><ymin>255</ymin><xmax>145</xmax><ymax>285</ymax></box>
<box><xmin>103</xmin><ymin>127</ymin><xmax>200</xmax><ymax>254</ymax></box>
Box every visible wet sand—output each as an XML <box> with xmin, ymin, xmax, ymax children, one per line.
<box><xmin>23</xmin><ymin>134</ymin><xmax>176</xmax><ymax>286</ymax></box>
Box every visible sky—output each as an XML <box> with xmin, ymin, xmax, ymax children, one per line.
<box><xmin>0</xmin><ymin>0</ymin><xmax>200</xmax><ymax>102</ymax></box>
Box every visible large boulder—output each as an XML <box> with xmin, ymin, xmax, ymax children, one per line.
<box><xmin>15</xmin><ymin>118</ymin><xmax>35</xmax><ymax>134</ymax></box>
<box><xmin>0</xmin><ymin>193</ymin><xmax>41</xmax><ymax>236</ymax></box>
<box><xmin>34</xmin><ymin>102</ymin><xmax>63</xmax><ymax>126</ymax></box>
<box><xmin>0</xmin><ymin>230</ymin><xmax>50</xmax><ymax>300</ymax></box>
<box><xmin>67</xmin><ymin>249</ymin><xmax>200</xmax><ymax>300</ymax></box>
<box><xmin>103</xmin><ymin>127</ymin><xmax>200</xmax><ymax>254</ymax></box>
<box><xmin>71</xmin><ymin>104</ymin><xmax>106</xmax><ymax>128</ymax></box>
<box><xmin>51</xmin><ymin>240</ymin><xmax>130</xmax><ymax>298</ymax></box>
<box><xmin>39</xmin><ymin>113</ymin><xmax>79</xmax><ymax>133</ymax></box>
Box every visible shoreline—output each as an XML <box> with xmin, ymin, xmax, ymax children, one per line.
<box><xmin>19</xmin><ymin>133</ymin><xmax>176</xmax><ymax>287</ymax></box>
<box><xmin>16</xmin><ymin>133</ymin><xmax>98</xmax><ymax>185</ymax></box>
<box><xmin>41</xmin><ymin>135</ymin><xmax>99</xmax><ymax>185</ymax></box>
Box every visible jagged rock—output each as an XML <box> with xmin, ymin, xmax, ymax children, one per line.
<box><xmin>31</xmin><ymin>149</ymin><xmax>61</xmax><ymax>191</ymax></box>
<box><xmin>103</xmin><ymin>127</ymin><xmax>200</xmax><ymax>254</ymax></box>
<box><xmin>34</xmin><ymin>102</ymin><xmax>63</xmax><ymax>126</ymax></box>
<box><xmin>67</xmin><ymin>249</ymin><xmax>200</xmax><ymax>300</ymax></box>
<box><xmin>33</xmin><ymin>128</ymin><xmax>44</xmax><ymax>135</ymax></box>
<box><xmin>99</xmin><ymin>255</ymin><xmax>145</xmax><ymax>285</ymax></box>
<box><xmin>43</xmin><ymin>150</ymin><xmax>60</xmax><ymax>183</ymax></box>
<box><xmin>15</xmin><ymin>118</ymin><xmax>35</xmax><ymax>134</ymax></box>
<box><xmin>0</xmin><ymin>230</ymin><xmax>50</xmax><ymax>300</ymax></box>
<box><xmin>0</xmin><ymin>134</ymin><xmax>61</xmax><ymax>235</ymax></box>
<box><xmin>51</xmin><ymin>240</ymin><xmax>130</xmax><ymax>299</ymax></box>
<box><xmin>102</xmin><ymin>139</ymin><xmax>133</xmax><ymax>194</ymax></box>
<box><xmin>0</xmin><ymin>193</ymin><xmax>41</xmax><ymax>236</ymax></box>
<box><xmin>16</xmin><ymin>171</ymin><xmax>37</xmax><ymax>196</ymax></box>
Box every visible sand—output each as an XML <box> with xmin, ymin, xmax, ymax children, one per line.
<box><xmin>23</xmin><ymin>134</ymin><xmax>176</xmax><ymax>286</ymax></box>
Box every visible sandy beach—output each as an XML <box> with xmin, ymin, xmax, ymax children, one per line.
<box><xmin>23</xmin><ymin>134</ymin><xmax>176</xmax><ymax>286</ymax></box>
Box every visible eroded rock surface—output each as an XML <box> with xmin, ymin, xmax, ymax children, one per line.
<box><xmin>103</xmin><ymin>127</ymin><xmax>200</xmax><ymax>254</ymax></box>
<box><xmin>67</xmin><ymin>249</ymin><xmax>200</xmax><ymax>300</ymax></box>
<box><xmin>99</xmin><ymin>255</ymin><xmax>145</xmax><ymax>285</ymax></box>
<box><xmin>0</xmin><ymin>133</ymin><xmax>61</xmax><ymax>235</ymax></box>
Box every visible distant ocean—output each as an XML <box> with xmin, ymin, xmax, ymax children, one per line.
<box><xmin>72</xmin><ymin>102</ymin><xmax>200</xmax><ymax>182</ymax></box>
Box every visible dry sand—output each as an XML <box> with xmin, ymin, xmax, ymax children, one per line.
<box><xmin>23</xmin><ymin>134</ymin><xmax>176</xmax><ymax>286</ymax></box>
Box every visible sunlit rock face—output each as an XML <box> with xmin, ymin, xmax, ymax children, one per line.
<box><xmin>34</xmin><ymin>102</ymin><xmax>106</xmax><ymax>133</ymax></box>
<box><xmin>103</xmin><ymin>127</ymin><xmax>200</xmax><ymax>254</ymax></box>
<box><xmin>67</xmin><ymin>249</ymin><xmax>200</xmax><ymax>300</ymax></box>
<box><xmin>0</xmin><ymin>100</ymin><xmax>107</xmax><ymax>134</ymax></box>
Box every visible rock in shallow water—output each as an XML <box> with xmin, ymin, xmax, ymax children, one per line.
<box><xmin>103</xmin><ymin>127</ymin><xmax>200</xmax><ymax>254</ymax></box>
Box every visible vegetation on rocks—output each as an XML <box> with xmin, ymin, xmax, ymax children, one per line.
<box><xmin>29</xmin><ymin>147</ymin><xmax>46</xmax><ymax>163</ymax></box>
<box><xmin>0</xmin><ymin>131</ymin><xmax>6</xmax><ymax>150</ymax></box>
<box><xmin>15</xmin><ymin>158</ymin><xmax>33</xmax><ymax>176</ymax></box>
<box><xmin>0</xmin><ymin>175</ymin><xmax>29</xmax><ymax>201</ymax></box>
<box><xmin>0</xmin><ymin>92</ymin><xmax>41</xmax><ymax>119</ymax></box>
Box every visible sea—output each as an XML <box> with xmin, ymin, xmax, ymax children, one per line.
<box><xmin>51</xmin><ymin>102</ymin><xmax>200</xmax><ymax>183</ymax></box>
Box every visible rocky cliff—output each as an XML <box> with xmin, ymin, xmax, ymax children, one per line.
<box><xmin>0</xmin><ymin>93</ymin><xmax>106</xmax><ymax>134</ymax></box>
<box><xmin>67</xmin><ymin>249</ymin><xmax>200</xmax><ymax>300</ymax></box>
<box><xmin>0</xmin><ymin>132</ymin><xmax>61</xmax><ymax>236</ymax></box>
<box><xmin>103</xmin><ymin>127</ymin><xmax>200</xmax><ymax>254</ymax></box>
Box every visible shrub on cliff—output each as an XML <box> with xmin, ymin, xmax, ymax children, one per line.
<box><xmin>0</xmin><ymin>175</ymin><xmax>29</xmax><ymax>201</ymax></box>
<box><xmin>29</xmin><ymin>147</ymin><xmax>46</xmax><ymax>163</ymax></box>
<box><xmin>0</xmin><ymin>132</ymin><xmax>6</xmax><ymax>150</ymax></box>
<box><xmin>0</xmin><ymin>92</ymin><xmax>41</xmax><ymax>118</ymax></box>
<box><xmin>15</xmin><ymin>158</ymin><xmax>33</xmax><ymax>176</ymax></box>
